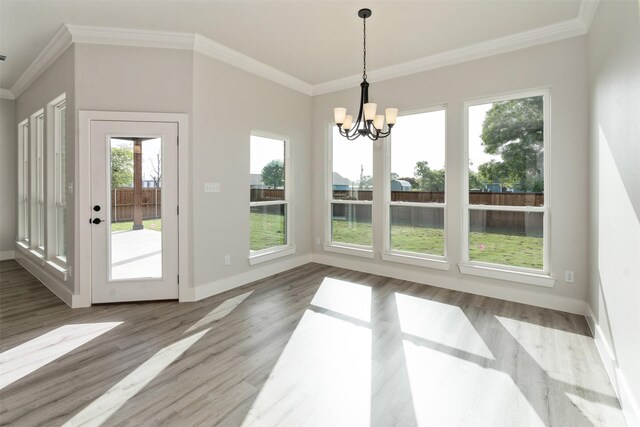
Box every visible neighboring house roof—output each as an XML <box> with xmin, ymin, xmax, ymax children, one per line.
<box><xmin>250</xmin><ymin>173</ymin><xmax>265</xmax><ymax>187</ymax></box>
<box><xmin>332</xmin><ymin>172</ymin><xmax>352</xmax><ymax>186</ymax></box>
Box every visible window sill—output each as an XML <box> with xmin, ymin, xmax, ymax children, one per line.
<box><xmin>249</xmin><ymin>246</ymin><xmax>296</xmax><ymax>266</ymax></box>
<box><xmin>381</xmin><ymin>252</ymin><xmax>450</xmax><ymax>270</ymax></box>
<box><xmin>45</xmin><ymin>260</ymin><xmax>68</xmax><ymax>281</ymax></box>
<box><xmin>458</xmin><ymin>263</ymin><xmax>555</xmax><ymax>287</ymax></box>
<box><xmin>323</xmin><ymin>244</ymin><xmax>374</xmax><ymax>259</ymax></box>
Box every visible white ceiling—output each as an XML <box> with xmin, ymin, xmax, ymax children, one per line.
<box><xmin>0</xmin><ymin>0</ymin><xmax>583</xmax><ymax>91</ymax></box>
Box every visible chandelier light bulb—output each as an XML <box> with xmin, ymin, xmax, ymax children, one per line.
<box><xmin>373</xmin><ymin>115</ymin><xmax>385</xmax><ymax>130</ymax></box>
<box><xmin>342</xmin><ymin>115</ymin><xmax>354</xmax><ymax>130</ymax></box>
<box><xmin>385</xmin><ymin>108</ymin><xmax>398</xmax><ymax>126</ymax></box>
<box><xmin>364</xmin><ymin>103</ymin><xmax>377</xmax><ymax>121</ymax></box>
<box><xmin>334</xmin><ymin>108</ymin><xmax>347</xmax><ymax>125</ymax></box>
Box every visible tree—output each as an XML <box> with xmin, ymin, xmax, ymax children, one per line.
<box><xmin>261</xmin><ymin>159</ymin><xmax>284</xmax><ymax>188</ymax></box>
<box><xmin>480</xmin><ymin>96</ymin><xmax>544</xmax><ymax>191</ymax></box>
<box><xmin>111</xmin><ymin>146</ymin><xmax>133</xmax><ymax>187</ymax></box>
<box><xmin>148</xmin><ymin>153</ymin><xmax>161</xmax><ymax>187</ymax></box>
<box><xmin>413</xmin><ymin>161</ymin><xmax>445</xmax><ymax>192</ymax></box>
<box><xmin>357</xmin><ymin>175</ymin><xmax>373</xmax><ymax>189</ymax></box>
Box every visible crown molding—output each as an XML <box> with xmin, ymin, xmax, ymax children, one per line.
<box><xmin>66</xmin><ymin>24</ymin><xmax>195</xmax><ymax>50</ymax></box>
<box><xmin>193</xmin><ymin>34</ymin><xmax>312</xmax><ymax>95</ymax></box>
<box><xmin>11</xmin><ymin>2</ymin><xmax>597</xmax><ymax>99</ymax></box>
<box><xmin>578</xmin><ymin>0</ymin><xmax>601</xmax><ymax>31</ymax></box>
<box><xmin>312</xmin><ymin>17</ymin><xmax>588</xmax><ymax>95</ymax></box>
<box><xmin>0</xmin><ymin>88</ymin><xmax>14</xmax><ymax>100</ymax></box>
<box><xmin>11</xmin><ymin>25</ymin><xmax>72</xmax><ymax>98</ymax></box>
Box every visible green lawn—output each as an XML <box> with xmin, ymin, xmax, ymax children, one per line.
<box><xmin>111</xmin><ymin>218</ymin><xmax>163</xmax><ymax>232</ymax></box>
<box><xmin>251</xmin><ymin>212</ymin><xmax>286</xmax><ymax>251</ymax></box>
<box><xmin>329</xmin><ymin>217</ymin><xmax>543</xmax><ymax>269</ymax></box>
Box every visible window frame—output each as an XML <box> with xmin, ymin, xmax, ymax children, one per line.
<box><xmin>248</xmin><ymin>131</ymin><xmax>295</xmax><ymax>265</ymax></box>
<box><xmin>381</xmin><ymin>105</ymin><xmax>450</xmax><ymax>270</ymax></box>
<box><xmin>324</xmin><ymin>123</ymin><xmax>375</xmax><ymax>258</ymax></box>
<box><xmin>32</xmin><ymin>111</ymin><xmax>46</xmax><ymax>255</ymax></box>
<box><xmin>461</xmin><ymin>88</ymin><xmax>552</xmax><ymax>282</ymax></box>
<box><xmin>47</xmin><ymin>94</ymin><xmax>68</xmax><ymax>269</ymax></box>
<box><xmin>17</xmin><ymin>119</ymin><xmax>30</xmax><ymax>245</ymax></box>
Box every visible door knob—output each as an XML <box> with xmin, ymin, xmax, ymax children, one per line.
<box><xmin>93</xmin><ymin>205</ymin><xmax>101</xmax><ymax>212</ymax></box>
<box><xmin>92</xmin><ymin>218</ymin><xmax>103</xmax><ymax>224</ymax></box>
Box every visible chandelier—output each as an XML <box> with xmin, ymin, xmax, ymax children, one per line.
<box><xmin>334</xmin><ymin>8</ymin><xmax>398</xmax><ymax>141</ymax></box>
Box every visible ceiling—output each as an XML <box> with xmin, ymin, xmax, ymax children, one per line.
<box><xmin>0</xmin><ymin>0</ymin><xmax>583</xmax><ymax>91</ymax></box>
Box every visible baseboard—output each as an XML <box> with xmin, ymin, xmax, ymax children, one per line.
<box><xmin>0</xmin><ymin>250</ymin><xmax>15</xmax><ymax>260</ymax></box>
<box><xmin>311</xmin><ymin>252</ymin><xmax>587</xmax><ymax>315</ymax></box>
<box><xmin>15</xmin><ymin>250</ymin><xmax>73</xmax><ymax>307</ymax></box>
<box><xmin>191</xmin><ymin>254</ymin><xmax>313</xmax><ymax>301</ymax></box>
<box><xmin>585</xmin><ymin>304</ymin><xmax>640</xmax><ymax>427</ymax></box>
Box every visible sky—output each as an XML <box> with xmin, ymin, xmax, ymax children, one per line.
<box><xmin>250</xmin><ymin>135</ymin><xmax>285</xmax><ymax>174</ymax></box>
<box><xmin>332</xmin><ymin>105</ymin><xmax>501</xmax><ymax>184</ymax></box>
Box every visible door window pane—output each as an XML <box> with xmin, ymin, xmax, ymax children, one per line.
<box><xmin>469</xmin><ymin>210</ymin><xmax>543</xmax><ymax>269</ymax></box>
<box><xmin>331</xmin><ymin>203</ymin><xmax>372</xmax><ymax>246</ymax></box>
<box><xmin>390</xmin><ymin>206</ymin><xmax>444</xmax><ymax>256</ymax></box>
<box><xmin>109</xmin><ymin>137</ymin><xmax>163</xmax><ymax>280</ymax></box>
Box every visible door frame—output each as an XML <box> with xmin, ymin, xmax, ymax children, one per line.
<box><xmin>77</xmin><ymin>111</ymin><xmax>190</xmax><ymax>307</ymax></box>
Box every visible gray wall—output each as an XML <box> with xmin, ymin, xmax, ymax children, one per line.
<box><xmin>0</xmin><ymin>98</ymin><xmax>16</xmax><ymax>257</ymax></box>
<box><xmin>74</xmin><ymin>44</ymin><xmax>312</xmax><ymax>292</ymax></box>
<box><xmin>587</xmin><ymin>0</ymin><xmax>640</xmax><ymax>421</ymax></box>
<box><xmin>312</xmin><ymin>36</ymin><xmax>590</xmax><ymax>311</ymax></box>
<box><xmin>191</xmin><ymin>52</ymin><xmax>312</xmax><ymax>287</ymax></box>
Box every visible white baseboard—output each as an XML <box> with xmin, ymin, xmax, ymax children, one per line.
<box><xmin>311</xmin><ymin>252</ymin><xmax>587</xmax><ymax>315</ymax></box>
<box><xmin>15</xmin><ymin>250</ymin><xmax>73</xmax><ymax>307</ymax></box>
<box><xmin>190</xmin><ymin>254</ymin><xmax>313</xmax><ymax>302</ymax></box>
<box><xmin>0</xmin><ymin>250</ymin><xmax>15</xmax><ymax>260</ymax></box>
<box><xmin>585</xmin><ymin>304</ymin><xmax>640</xmax><ymax>427</ymax></box>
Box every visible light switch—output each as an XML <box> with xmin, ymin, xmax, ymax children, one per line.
<box><xmin>204</xmin><ymin>182</ymin><xmax>220</xmax><ymax>193</ymax></box>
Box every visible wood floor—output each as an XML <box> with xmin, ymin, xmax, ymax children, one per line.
<box><xmin>0</xmin><ymin>260</ymin><xmax>626</xmax><ymax>426</ymax></box>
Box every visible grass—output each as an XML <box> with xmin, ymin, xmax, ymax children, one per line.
<box><xmin>111</xmin><ymin>218</ymin><xmax>163</xmax><ymax>232</ymax></box>
<box><xmin>250</xmin><ymin>212</ymin><xmax>286</xmax><ymax>251</ymax></box>
<box><xmin>329</xmin><ymin>216</ymin><xmax>542</xmax><ymax>269</ymax></box>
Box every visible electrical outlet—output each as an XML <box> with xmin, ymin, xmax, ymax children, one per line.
<box><xmin>565</xmin><ymin>271</ymin><xmax>574</xmax><ymax>283</ymax></box>
<box><xmin>315</xmin><ymin>237</ymin><xmax>321</xmax><ymax>245</ymax></box>
<box><xmin>224</xmin><ymin>255</ymin><xmax>231</xmax><ymax>266</ymax></box>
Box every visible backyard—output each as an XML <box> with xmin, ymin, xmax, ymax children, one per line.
<box><xmin>112</xmin><ymin>213</ymin><xmax>543</xmax><ymax>270</ymax></box>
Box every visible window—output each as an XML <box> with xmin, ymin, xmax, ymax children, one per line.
<box><xmin>385</xmin><ymin>108</ymin><xmax>446</xmax><ymax>260</ymax></box>
<box><xmin>34</xmin><ymin>112</ymin><xmax>45</xmax><ymax>252</ymax></box>
<box><xmin>464</xmin><ymin>91</ymin><xmax>549</xmax><ymax>273</ymax></box>
<box><xmin>328</xmin><ymin>126</ymin><xmax>373</xmax><ymax>250</ymax></box>
<box><xmin>249</xmin><ymin>133</ymin><xmax>291</xmax><ymax>257</ymax></box>
<box><xmin>18</xmin><ymin>120</ymin><xmax>29</xmax><ymax>243</ymax></box>
<box><xmin>53</xmin><ymin>100</ymin><xmax>67</xmax><ymax>263</ymax></box>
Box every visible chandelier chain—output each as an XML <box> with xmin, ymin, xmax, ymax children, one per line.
<box><xmin>362</xmin><ymin>16</ymin><xmax>367</xmax><ymax>80</ymax></box>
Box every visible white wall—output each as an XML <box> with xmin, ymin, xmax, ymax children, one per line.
<box><xmin>587</xmin><ymin>0</ymin><xmax>640</xmax><ymax>424</ymax></box>
<box><xmin>311</xmin><ymin>36</ymin><xmax>590</xmax><ymax>314</ymax></box>
<box><xmin>0</xmin><ymin>98</ymin><xmax>16</xmax><ymax>258</ymax></box>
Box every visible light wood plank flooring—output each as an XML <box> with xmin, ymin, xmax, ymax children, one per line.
<box><xmin>0</xmin><ymin>260</ymin><xmax>626</xmax><ymax>426</ymax></box>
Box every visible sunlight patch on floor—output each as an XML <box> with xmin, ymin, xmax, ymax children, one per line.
<box><xmin>63</xmin><ymin>328</ymin><xmax>209</xmax><ymax>427</ymax></box>
<box><xmin>0</xmin><ymin>322</ymin><xmax>122</xmax><ymax>390</ymax></box>
<box><xmin>310</xmin><ymin>277</ymin><xmax>372</xmax><ymax>322</ymax></box>
<box><xmin>402</xmin><ymin>340</ymin><xmax>544</xmax><ymax>426</ymax></box>
<box><xmin>185</xmin><ymin>291</ymin><xmax>254</xmax><ymax>333</ymax></box>
<box><xmin>395</xmin><ymin>293</ymin><xmax>494</xmax><ymax>359</ymax></box>
<box><xmin>243</xmin><ymin>277</ymin><xmax>372</xmax><ymax>426</ymax></box>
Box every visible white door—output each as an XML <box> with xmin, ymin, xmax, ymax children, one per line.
<box><xmin>90</xmin><ymin>120</ymin><xmax>179</xmax><ymax>303</ymax></box>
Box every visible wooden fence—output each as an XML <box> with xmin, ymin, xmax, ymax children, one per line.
<box><xmin>111</xmin><ymin>188</ymin><xmax>162</xmax><ymax>223</ymax></box>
